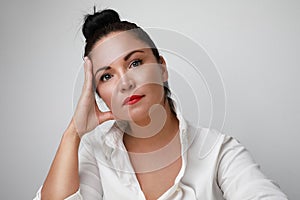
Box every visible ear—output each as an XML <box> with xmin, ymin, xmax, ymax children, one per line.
<box><xmin>159</xmin><ymin>56</ymin><xmax>168</xmax><ymax>82</ymax></box>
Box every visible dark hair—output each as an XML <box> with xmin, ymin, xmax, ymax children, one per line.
<box><xmin>82</xmin><ymin>8</ymin><xmax>176</xmax><ymax>115</ymax></box>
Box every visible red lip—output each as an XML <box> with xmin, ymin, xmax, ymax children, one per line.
<box><xmin>123</xmin><ymin>95</ymin><xmax>145</xmax><ymax>105</ymax></box>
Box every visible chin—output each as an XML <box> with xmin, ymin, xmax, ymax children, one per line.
<box><xmin>116</xmin><ymin>104</ymin><xmax>152</xmax><ymax>125</ymax></box>
<box><xmin>129</xmin><ymin>106</ymin><xmax>151</xmax><ymax>122</ymax></box>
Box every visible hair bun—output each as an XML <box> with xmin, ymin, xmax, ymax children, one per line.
<box><xmin>82</xmin><ymin>9</ymin><xmax>121</xmax><ymax>40</ymax></box>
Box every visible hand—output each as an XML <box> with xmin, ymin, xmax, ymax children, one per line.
<box><xmin>72</xmin><ymin>57</ymin><xmax>114</xmax><ymax>137</ymax></box>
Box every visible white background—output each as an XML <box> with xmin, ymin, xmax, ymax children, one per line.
<box><xmin>0</xmin><ymin>0</ymin><xmax>299</xmax><ymax>199</ymax></box>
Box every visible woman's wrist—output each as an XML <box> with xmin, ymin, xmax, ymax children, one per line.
<box><xmin>62</xmin><ymin>118</ymin><xmax>81</xmax><ymax>144</ymax></box>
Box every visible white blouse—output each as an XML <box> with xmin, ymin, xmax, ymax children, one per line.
<box><xmin>34</xmin><ymin>110</ymin><xmax>288</xmax><ymax>199</ymax></box>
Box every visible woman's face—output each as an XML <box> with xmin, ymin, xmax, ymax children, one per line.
<box><xmin>89</xmin><ymin>31</ymin><xmax>168</xmax><ymax>124</ymax></box>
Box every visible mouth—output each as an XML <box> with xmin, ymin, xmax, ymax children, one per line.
<box><xmin>123</xmin><ymin>94</ymin><xmax>145</xmax><ymax>106</ymax></box>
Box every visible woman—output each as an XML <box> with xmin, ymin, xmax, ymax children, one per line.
<box><xmin>34</xmin><ymin>8</ymin><xmax>288</xmax><ymax>200</ymax></box>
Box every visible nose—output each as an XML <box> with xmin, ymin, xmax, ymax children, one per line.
<box><xmin>119</xmin><ymin>74</ymin><xmax>136</xmax><ymax>93</ymax></box>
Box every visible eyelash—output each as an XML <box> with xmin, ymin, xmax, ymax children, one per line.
<box><xmin>129</xmin><ymin>59</ymin><xmax>143</xmax><ymax>68</ymax></box>
<box><xmin>99</xmin><ymin>59</ymin><xmax>143</xmax><ymax>82</ymax></box>
<box><xmin>100</xmin><ymin>73</ymin><xmax>112</xmax><ymax>82</ymax></box>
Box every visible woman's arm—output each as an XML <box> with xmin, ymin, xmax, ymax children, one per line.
<box><xmin>217</xmin><ymin>136</ymin><xmax>288</xmax><ymax>199</ymax></box>
<box><xmin>41</xmin><ymin>119</ymin><xmax>81</xmax><ymax>200</ymax></box>
<box><xmin>37</xmin><ymin>58</ymin><xmax>113</xmax><ymax>200</ymax></box>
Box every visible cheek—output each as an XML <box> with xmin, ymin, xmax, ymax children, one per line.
<box><xmin>97</xmin><ymin>85</ymin><xmax>114</xmax><ymax>108</ymax></box>
<box><xmin>142</xmin><ymin>85</ymin><xmax>164</xmax><ymax>106</ymax></box>
<box><xmin>135</xmin><ymin>66</ymin><xmax>165</xmax><ymax>102</ymax></box>
<box><xmin>135</xmin><ymin>65</ymin><xmax>164</xmax><ymax>86</ymax></box>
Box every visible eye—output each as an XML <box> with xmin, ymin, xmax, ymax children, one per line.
<box><xmin>100</xmin><ymin>73</ymin><xmax>113</xmax><ymax>82</ymax></box>
<box><xmin>129</xmin><ymin>59</ymin><xmax>142</xmax><ymax>68</ymax></box>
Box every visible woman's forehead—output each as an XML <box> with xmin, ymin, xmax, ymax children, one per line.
<box><xmin>89</xmin><ymin>31</ymin><xmax>150</xmax><ymax>74</ymax></box>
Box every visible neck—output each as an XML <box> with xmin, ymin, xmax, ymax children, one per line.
<box><xmin>123</xmin><ymin>102</ymin><xmax>179</xmax><ymax>153</ymax></box>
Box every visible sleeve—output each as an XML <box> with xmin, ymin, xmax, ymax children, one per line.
<box><xmin>32</xmin><ymin>136</ymin><xmax>103</xmax><ymax>200</ymax></box>
<box><xmin>77</xmin><ymin>136</ymin><xmax>104</xmax><ymax>199</ymax></box>
<box><xmin>217</xmin><ymin>136</ymin><xmax>288</xmax><ymax>200</ymax></box>
<box><xmin>33</xmin><ymin>186</ymin><xmax>82</xmax><ymax>200</ymax></box>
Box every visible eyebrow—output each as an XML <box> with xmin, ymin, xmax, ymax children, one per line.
<box><xmin>94</xmin><ymin>66</ymin><xmax>111</xmax><ymax>77</ymax></box>
<box><xmin>124</xmin><ymin>50</ymin><xmax>145</xmax><ymax>61</ymax></box>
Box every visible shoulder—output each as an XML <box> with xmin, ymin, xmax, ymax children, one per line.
<box><xmin>186</xmin><ymin>124</ymin><xmax>244</xmax><ymax>160</ymax></box>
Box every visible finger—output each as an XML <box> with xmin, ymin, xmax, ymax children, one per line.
<box><xmin>99</xmin><ymin>111</ymin><xmax>115</xmax><ymax>124</ymax></box>
<box><xmin>83</xmin><ymin>57</ymin><xmax>94</xmax><ymax>92</ymax></box>
<box><xmin>94</xmin><ymin>103</ymin><xmax>115</xmax><ymax>124</ymax></box>
<box><xmin>84</xmin><ymin>57</ymin><xmax>91</xmax><ymax>81</ymax></box>
<box><xmin>83</xmin><ymin>57</ymin><xmax>89</xmax><ymax>80</ymax></box>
